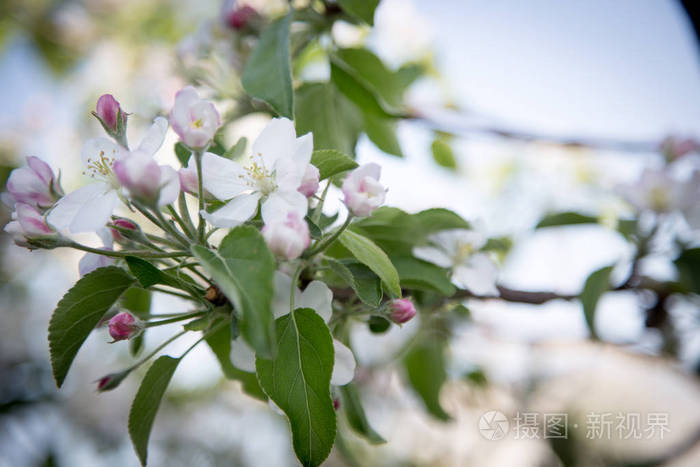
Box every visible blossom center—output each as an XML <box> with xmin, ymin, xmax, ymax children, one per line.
<box><xmin>241</xmin><ymin>156</ymin><xmax>277</xmax><ymax>196</ymax></box>
<box><xmin>191</xmin><ymin>118</ymin><xmax>204</xmax><ymax>129</ymax></box>
<box><xmin>649</xmin><ymin>186</ymin><xmax>670</xmax><ymax>211</ymax></box>
<box><xmin>84</xmin><ymin>149</ymin><xmax>119</xmax><ymax>186</ymax></box>
<box><xmin>454</xmin><ymin>242</ymin><xmax>475</xmax><ymax>265</ymax></box>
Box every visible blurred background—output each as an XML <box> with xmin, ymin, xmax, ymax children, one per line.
<box><xmin>1</xmin><ymin>0</ymin><xmax>700</xmax><ymax>466</ymax></box>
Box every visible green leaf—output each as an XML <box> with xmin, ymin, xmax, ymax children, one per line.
<box><xmin>536</xmin><ymin>211</ymin><xmax>598</xmax><ymax>229</ymax></box>
<box><xmin>363</xmin><ymin>113</ymin><xmax>403</xmax><ymax>157</ymax></box>
<box><xmin>337</xmin><ymin>0</ymin><xmax>379</xmax><ymax>25</ymax></box>
<box><xmin>126</xmin><ymin>257</ymin><xmax>174</xmax><ymax>289</ymax></box>
<box><xmin>580</xmin><ymin>265</ymin><xmax>614</xmax><ymax>340</ymax></box>
<box><xmin>242</xmin><ymin>14</ymin><xmax>293</xmax><ymax>118</ymax></box>
<box><xmin>339</xmin><ymin>383</ymin><xmax>386</xmax><ymax>444</ymax></box>
<box><xmin>192</xmin><ymin>226</ymin><xmax>277</xmax><ymax>358</ymax></box>
<box><xmin>675</xmin><ymin>248</ymin><xmax>700</xmax><ymax>294</ymax></box>
<box><xmin>174</xmin><ymin>142</ymin><xmax>191</xmax><ymax>166</ymax></box>
<box><xmin>306</xmin><ymin>215</ymin><xmax>323</xmax><ymax>240</ymax></box>
<box><xmin>121</xmin><ymin>286</ymin><xmax>152</xmax><ymax>318</ymax></box>
<box><xmin>326</xmin><ymin>259</ymin><xmax>383</xmax><ymax>307</ymax></box>
<box><xmin>330</xmin><ymin>61</ymin><xmax>390</xmax><ymax>118</ymax></box>
<box><xmin>368</xmin><ymin>315</ymin><xmax>391</xmax><ymax>333</ymax></box>
<box><xmin>404</xmin><ymin>339</ymin><xmax>450</xmax><ymax>421</ymax></box>
<box><xmin>395</xmin><ymin>63</ymin><xmax>425</xmax><ymax>90</ymax></box>
<box><xmin>49</xmin><ymin>266</ymin><xmax>135</xmax><ymax>387</ymax></box>
<box><xmin>310</xmin><ymin>149</ymin><xmax>359</xmax><ymax>180</ymax></box>
<box><xmin>205</xmin><ymin>323</ymin><xmax>267</xmax><ymax>401</ymax></box>
<box><xmin>223</xmin><ymin>136</ymin><xmax>248</xmax><ymax>160</ymax></box>
<box><xmin>412</xmin><ymin>208</ymin><xmax>471</xmax><ymax>235</ymax></box>
<box><xmin>295</xmin><ymin>82</ymin><xmax>362</xmax><ymax>155</ymax></box>
<box><xmin>333</xmin><ymin>48</ymin><xmax>402</xmax><ymax>111</ymax></box>
<box><xmin>431</xmin><ymin>138</ymin><xmax>457</xmax><ymax>169</ymax></box>
<box><xmin>392</xmin><ymin>256</ymin><xmax>456</xmax><ymax>296</ymax></box>
<box><xmin>128</xmin><ymin>356</ymin><xmax>180</xmax><ymax>466</ymax></box>
<box><xmin>339</xmin><ymin>230</ymin><xmax>401</xmax><ymax>297</ymax></box>
<box><xmin>256</xmin><ymin>308</ymin><xmax>336</xmax><ymax>467</ymax></box>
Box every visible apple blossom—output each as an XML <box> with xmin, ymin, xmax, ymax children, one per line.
<box><xmin>5</xmin><ymin>156</ymin><xmax>63</xmax><ymax>209</ymax></box>
<box><xmin>389</xmin><ymin>298</ymin><xmax>417</xmax><ymax>324</ymax></box>
<box><xmin>93</xmin><ymin>94</ymin><xmax>126</xmax><ymax>136</ymax></box>
<box><xmin>262</xmin><ymin>211</ymin><xmax>310</xmax><ymax>260</ymax></box>
<box><xmin>108</xmin><ymin>312</ymin><xmax>143</xmax><ymax>342</ymax></box>
<box><xmin>616</xmin><ymin>167</ymin><xmax>694</xmax><ymax>214</ymax></box>
<box><xmin>298</xmin><ymin>164</ymin><xmax>320</xmax><ymax>198</ymax></box>
<box><xmin>230</xmin><ymin>272</ymin><xmax>356</xmax><ymax>385</ymax></box>
<box><xmin>48</xmin><ymin>117</ymin><xmax>168</xmax><ymax>233</ymax></box>
<box><xmin>413</xmin><ymin>229</ymin><xmax>499</xmax><ymax>296</ymax></box>
<box><xmin>4</xmin><ymin>203</ymin><xmax>55</xmax><ymax>248</ymax></box>
<box><xmin>342</xmin><ymin>163</ymin><xmax>387</xmax><ymax>217</ymax></box>
<box><xmin>200</xmin><ymin>118</ymin><xmax>312</xmax><ymax>227</ymax></box>
<box><xmin>169</xmin><ymin>86</ymin><xmax>221</xmax><ymax>150</ymax></box>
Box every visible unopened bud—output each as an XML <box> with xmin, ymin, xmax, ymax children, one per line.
<box><xmin>298</xmin><ymin>164</ymin><xmax>320</xmax><ymax>198</ymax></box>
<box><xmin>108</xmin><ymin>312</ymin><xmax>143</xmax><ymax>342</ymax></box>
<box><xmin>96</xmin><ymin>369</ymin><xmax>130</xmax><ymax>392</ymax></box>
<box><xmin>262</xmin><ymin>211</ymin><xmax>310</xmax><ymax>260</ymax></box>
<box><xmin>93</xmin><ymin>94</ymin><xmax>127</xmax><ymax>144</ymax></box>
<box><xmin>109</xmin><ymin>218</ymin><xmax>141</xmax><ymax>242</ymax></box>
<box><xmin>5</xmin><ymin>156</ymin><xmax>63</xmax><ymax>209</ymax></box>
<box><xmin>389</xmin><ymin>298</ymin><xmax>416</xmax><ymax>324</ymax></box>
<box><xmin>226</xmin><ymin>5</ymin><xmax>258</xmax><ymax>30</ymax></box>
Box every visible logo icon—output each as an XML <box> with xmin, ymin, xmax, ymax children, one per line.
<box><xmin>479</xmin><ymin>410</ymin><xmax>509</xmax><ymax>440</ymax></box>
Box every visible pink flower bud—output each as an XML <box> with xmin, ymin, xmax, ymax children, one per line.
<box><xmin>96</xmin><ymin>369</ymin><xmax>130</xmax><ymax>392</ymax></box>
<box><xmin>342</xmin><ymin>163</ymin><xmax>386</xmax><ymax>217</ymax></box>
<box><xmin>389</xmin><ymin>298</ymin><xmax>416</xmax><ymax>324</ymax></box>
<box><xmin>262</xmin><ymin>211</ymin><xmax>310</xmax><ymax>260</ymax></box>
<box><xmin>6</xmin><ymin>156</ymin><xmax>63</xmax><ymax>209</ymax></box>
<box><xmin>333</xmin><ymin>398</ymin><xmax>340</xmax><ymax>410</ymax></box>
<box><xmin>298</xmin><ymin>164</ymin><xmax>320</xmax><ymax>198</ymax></box>
<box><xmin>4</xmin><ymin>203</ymin><xmax>55</xmax><ymax>248</ymax></box>
<box><xmin>108</xmin><ymin>312</ymin><xmax>142</xmax><ymax>342</ymax></box>
<box><xmin>95</xmin><ymin>94</ymin><xmax>125</xmax><ymax>133</ymax></box>
<box><xmin>226</xmin><ymin>5</ymin><xmax>258</xmax><ymax>30</ymax></box>
<box><xmin>113</xmin><ymin>152</ymin><xmax>180</xmax><ymax>206</ymax></box>
<box><xmin>170</xmin><ymin>86</ymin><xmax>221</xmax><ymax>150</ymax></box>
<box><xmin>110</xmin><ymin>218</ymin><xmax>139</xmax><ymax>242</ymax></box>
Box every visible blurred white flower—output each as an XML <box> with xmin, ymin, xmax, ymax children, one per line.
<box><xmin>616</xmin><ymin>167</ymin><xmax>696</xmax><ymax>214</ymax></box>
<box><xmin>48</xmin><ymin>117</ymin><xmax>168</xmax><ymax>233</ymax></box>
<box><xmin>230</xmin><ymin>272</ymin><xmax>356</xmax><ymax>386</ymax></box>
<box><xmin>413</xmin><ymin>229</ymin><xmax>499</xmax><ymax>296</ymax></box>
<box><xmin>372</xmin><ymin>0</ymin><xmax>433</xmax><ymax>66</ymax></box>
<box><xmin>200</xmin><ymin>118</ymin><xmax>312</xmax><ymax>227</ymax></box>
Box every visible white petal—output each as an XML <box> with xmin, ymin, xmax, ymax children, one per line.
<box><xmin>201</xmin><ymin>152</ymin><xmax>250</xmax><ymax>200</ymax></box>
<box><xmin>298</xmin><ymin>281</ymin><xmax>333</xmax><ymax>323</ymax></box>
<box><xmin>201</xmin><ymin>192</ymin><xmax>260</xmax><ymax>228</ymax></box>
<box><xmin>293</xmin><ymin>132</ymin><xmax>313</xmax><ymax>168</ymax></box>
<box><xmin>261</xmin><ymin>190</ymin><xmax>308</xmax><ymax>224</ymax></box>
<box><xmin>137</xmin><ymin>117</ymin><xmax>169</xmax><ymax>155</ymax></box>
<box><xmin>229</xmin><ymin>338</ymin><xmax>256</xmax><ymax>373</ymax></box>
<box><xmin>252</xmin><ymin>118</ymin><xmax>297</xmax><ymax>168</ymax></box>
<box><xmin>413</xmin><ymin>245</ymin><xmax>453</xmax><ymax>268</ymax></box>
<box><xmin>331</xmin><ymin>340</ymin><xmax>356</xmax><ymax>386</ymax></box>
<box><xmin>96</xmin><ymin>226</ymin><xmax>114</xmax><ymax>248</ymax></box>
<box><xmin>79</xmin><ymin>251</ymin><xmax>115</xmax><ymax>276</ymax></box>
<box><xmin>71</xmin><ymin>189</ymin><xmax>120</xmax><ymax>233</ymax></box>
<box><xmin>47</xmin><ymin>183</ymin><xmax>117</xmax><ymax>233</ymax></box>
<box><xmin>452</xmin><ymin>254</ymin><xmax>499</xmax><ymax>296</ymax></box>
<box><xmin>157</xmin><ymin>166</ymin><xmax>180</xmax><ymax>207</ymax></box>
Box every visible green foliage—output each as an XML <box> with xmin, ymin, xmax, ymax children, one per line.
<box><xmin>204</xmin><ymin>323</ymin><xmax>267</xmax><ymax>401</ymax></box>
<box><xmin>125</xmin><ymin>256</ymin><xmax>181</xmax><ymax>289</ymax></box>
<box><xmin>129</xmin><ymin>356</ymin><xmax>180</xmax><ymax>466</ymax></box>
<box><xmin>242</xmin><ymin>14</ymin><xmax>293</xmax><ymax>118</ymax></box>
<box><xmin>256</xmin><ymin>309</ymin><xmax>336</xmax><ymax>467</ymax></box>
<box><xmin>580</xmin><ymin>265</ymin><xmax>614</xmax><ymax>339</ymax></box>
<box><xmin>404</xmin><ymin>338</ymin><xmax>451</xmax><ymax>421</ymax></box>
<box><xmin>337</xmin><ymin>0</ymin><xmax>380</xmax><ymax>25</ymax></box>
<box><xmin>363</xmin><ymin>113</ymin><xmax>403</xmax><ymax>157</ymax></box>
<box><xmin>224</xmin><ymin>137</ymin><xmax>248</xmax><ymax>160</ymax></box>
<box><xmin>310</xmin><ymin>149</ymin><xmax>359</xmax><ymax>180</ymax></box>
<box><xmin>675</xmin><ymin>248</ymin><xmax>700</xmax><ymax>294</ymax></box>
<box><xmin>431</xmin><ymin>137</ymin><xmax>457</xmax><ymax>169</ymax></box>
<box><xmin>339</xmin><ymin>230</ymin><xmax>401</xmax><ymax>297</ymax></box>
<box><xmin>368</xmin><ymin>315</ymin><xmax>391</xmax><ymax>333</ymax></box>
<box><xmin>339</xmin><ymin>383</ymin><xmax>386</xmax><ymax>444</ymax></box>
<box><xmin>49</xmin><ymin>266</ymin><xmax>135</xmax><ymax>387</ymax></box>
<box><xmin>192</xmin><ymin>226</ymin><xmax>277</xmax><ymax>358</ymax></box>
<box><xmin>536</xmin><ymin>211</ymin><xmax>598</xmax><ymax>229</ymax></box>
<box><xmin>391</xmin><ymin>256</ymin><xmax>456</xmax><ymax>296</ymax></box>
<box><xmin>295</xmin><ymin>82</ymin><xmax>363</xmax><ymax>155</ymax></box>
<box><xmin>174</xmin><ymin>142</ymin><xmax>191</xmax><ymax>166</ymax></box>
<box><xmin>326</xmin><ymin>258</ymin><xmax>383</xmax><ymax>307</ymax></box>
<box><xmin>306</xmin><ymin>215</ymin><xmax>323</xmax><ymax>239</ymax></box>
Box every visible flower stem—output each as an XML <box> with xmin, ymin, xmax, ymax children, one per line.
<box><xmin>150</xmin><ymin>286</ymin><xmax>199</xmax><ymax>300</ymax></box>
<box><xmin>180</xmin><ymin>319</ymin><xmax>228</xmax><ymax>359</ymax></box>
<box><xmin>152</xmin><ymin>207</ymin><xmax>191</xmax><ymax>248</ymax></box>
<box><xmin>168</xmin><ymin>205</ymin><xmax>195</xmax><ymax>240</ymax></box>
<box><xmin>312</xmin><ymin>180</ymin><xmax>332</xmax><ymax>224</ymax></box>
<box><xmin>145</xmin><ymin>311</ymin><xmax>205</xmax><ymax>328</ymax></box>
<box><xmin>127</xmin><ymin>329</ymin><xmax>188</xmax><ymax>372</ymax></box>
<box><xmin>178</xmin><ymin>192</ymin><xmax>197</xmax><ymax>237</ymax></box>
<box><xmin>303</xmin><ymin>215</ymin><xmax>353</xmax><ymax>258</ymax></box>
<box><xmin>194</xmin><ymin>150</ymin><xmax>206</xmax><ymax>244</ymax></box>
<box><xmin>67</xmin><ymin>242</ymin><xmax>190</xmax><ymax>259</ymax></box>
<box><xmin>290</xmin><ymin>263</ymin><xmax>306</xmax><ymax>313</ymax></box>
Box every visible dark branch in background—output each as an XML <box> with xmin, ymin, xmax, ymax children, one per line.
<box><xmin>456</xmin><ymin>286</ymin><xmax>576</xmax><ymax>304</ymax></box>
<box><xmin>408</xmin><ymin>110</ymin><xmax>661</xmax><ymax>154</ymax></box>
